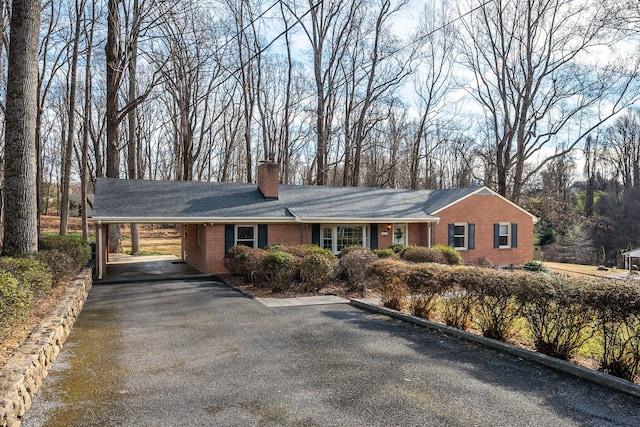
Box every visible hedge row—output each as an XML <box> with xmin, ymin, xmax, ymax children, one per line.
<box><xmin>366</xmin><ymin>259</ymin><xmax>640</xmax><ymax>383</ymax></box>
<box><xmin>225</xmin><ymin>244</ymin><xmax>339</xmax><ymax>292</ymax></box>
<box><xmin>226</xmin><ymin>244</ymin><xmax>466</xmax><ymax>294</ymax></box>
<box><xmin>0</xmin><ymin>234</ymin><xmax>91</xmax><ymax>341</ymax></box>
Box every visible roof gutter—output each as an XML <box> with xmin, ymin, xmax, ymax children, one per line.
<box><xmin>92</xmin><ymin>216</ymin><xmax>440</xmax><ymax>225</ymax></box>
<box><xmin>90</xmin><ymin>216</ymin><xmax>296</xmax><ymax>224</ymax></box>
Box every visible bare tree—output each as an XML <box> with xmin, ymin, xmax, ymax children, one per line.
<box><xmin>603</xmin><ymin>109</ymin><xmax>640</xmax><ymax>189</ymax></box>
<box><xmin>60</xmin><ymin>0</ymin><xmax>87</xmax><ymax>235</ymax></box>
<box><xmin>287</xmin><ymin>0</ymin><xmax>359</xmax><ymax>185</ymax></box>
<box><xmin>458</xmin><ymin>0</ymin><xmax>640</xmax><ymax>202</ymax></box>
<box><xmin>2</xmin><ymin>0</ymin><xmax>40</xmax><ymax>255</ymax></box>
<box><xmin>409</xmin><ymin>1</ymin><xmax>458</xmax><ymax>189</ymax></box>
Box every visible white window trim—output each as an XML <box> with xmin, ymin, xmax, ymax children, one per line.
<box><xmin>454</xmin><ymin>222</ymin><xmax>468</xmax><ymax>250</ymax></box>
<box><xmin>321</xmin><ymin>224</ymin><xmax>369</xmax><ymax>254</ymax></box>
<box><xmin>235</xmin><ymin>224</ymin><xmax>258</xmax><ymax>248</ymax></box>
<box><xmin>499</xmin><ymin>222</ymin><xmax>511</xmax><ymax>249</ymax></box>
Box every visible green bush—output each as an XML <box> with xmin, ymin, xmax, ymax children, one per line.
<box><xmin>338</xmin><ymin>248</ymin><xmax>378</xmax><ymax>292</ymax></box>
<box><xmin>433</xmin><ymin>244</ymin><xmax>463</xmax><ymax>265</ymax></box>
<box><xmin>39</xmin><ymin>234</ymin><xmax>91</xmax><ymax>271</ymax></box>
<box><xmin>402</xmin><ymin>246</ymin><xmax>447</xmax><ymax>264</ymax></box>
<box><xmin>27</xmin><ymin>250</ymin><xmax>76</xmax><ymax>286</ymax></box>
<box><xmin>300</xmin><ymin>252</ymin><xmax>337</xmax><ymax>292</ymax></box>
<box><xmin>523</xmin><ymin>260</ymin><xmax>548</xmax><ymax>272</ymax></box>
<box><xmin>389</xmin><ymin>244</ymin><xmax>409</xmax><ymax>257</ymax></box>
<box><xmin>373</xmin><ymin>248</ymin><xmax>397</xmax><ymax>259</ymax></box>
<box><xmin>261</xmin><ymin>251</ymin><xmax>298</xmax><ymax>293</ymax></box>
<box><xmin>0</xmin><ymin>272</ymin><xmax>31</xmax><ymax>340</ymax></box>
<box><xmin>0</xmin><ymin>257</ymin><xmax>52</xmax><ymax>298</ymax></box>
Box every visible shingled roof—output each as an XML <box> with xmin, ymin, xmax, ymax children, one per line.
<box><xmin>92</xmin><ymin>178</ymin><xmax>439</xmax><ymax>223</ymax></box>
<box><xmin>93</xmin><ymin>178</ymin><xmax>534</xmax><ymax>224</ymax></box>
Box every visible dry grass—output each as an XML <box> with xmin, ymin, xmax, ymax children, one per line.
<box><xmin>41</xmin><ymin>216</ymin><xmax>182</xmax><ymax>256</ymax></box>
<box><xmin>543</xmin><ymin>261</ymin><xmax>623</xmax><ymax>278</ymax></box>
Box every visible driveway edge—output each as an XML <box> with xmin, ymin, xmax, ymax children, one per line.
<box><xmin>350</xmin><ymin>299</ymin><xmax>640</xmax><ymax>399</ymax></box>
<box><xmin>0</xmin><ymin>268</ymin><xmax>93</xmax><ymax>427</ymax></box>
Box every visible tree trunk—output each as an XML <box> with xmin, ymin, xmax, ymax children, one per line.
<box><xmin>60</xmin><ymin>0</ymin><xmax>84</xmax><ymax>236</ymax></box>
<box><xmin>80</xmin><ymin>0</ymin><xmax>96</xmax><ymax>241</ymax></box>
<box><xmin>106</xmin><ymin>0</ymin><xmax>122</xmax><ymax>253</ymax></box>
<box><xmin>2</xmin><ymin>0</ymin><xmax>40</xmax><ymax>256</ymax></box>
<box><xmin>128</xmin><ymin>0</ymin><xmax>140</xmax><ymax>254</ymax></box>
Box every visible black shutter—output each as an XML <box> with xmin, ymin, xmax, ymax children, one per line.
<box><xmin>448</xmin><ymin>224</ymin><xmax>455</xmax><ymax>247</ymax></box>
<box><xmin>494</xmin><ymin>224</ymin><xmax>500</xmax><ymax>248</ymax></box>
<box><xmin>258</xmin><ymin>224</ymin><xmax>268</xmax><ymax>249</ymax></box>
<box><xmin>512</xmin><ymin>223</ymin><xmax>518</xmax><ymax>248</ymax></box>
<box><xmin>468</xmin><ymin>224</ymin><xmax>475</xmax><ymax>249</ymax></box>
<box><xmin>312</xmin><ymin>224</ymin><xmax>320</xmax><ymax>246</ymax></box>
<box><xmin>224</xmin><ymin>224</ymin><xmax>234</xmax><ymax>252</ymax></box>
<box><xmin>370</xmin><ymin>224</ymin><xmax>378</xmax><ymax>250</ymax></box>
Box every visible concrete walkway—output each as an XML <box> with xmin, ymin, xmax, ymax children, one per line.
<box><xmin>22</xmin><ymin>270</ymin><xmax>640</xmax><ymax>426</ymax></box>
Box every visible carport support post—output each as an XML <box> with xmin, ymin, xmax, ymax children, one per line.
<box><xmin>96</xmin><ymin>222</ymin><xmax>108</xmax><ymax>280</ymax></box>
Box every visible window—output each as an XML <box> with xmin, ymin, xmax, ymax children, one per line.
<box><xmin>322</xmin><ymin>227</ymin><xmax>333</xmax><ymax>251</ymax></box>
<box><xmin>448</xmin><ymin>223</ymin><xmax>475</xmax><ymax>250</ymax></box>
<box><xmin>499</xmin><ymin>223</ymin><xmax>510</xmax><ymax>248</ymax></box>
<box><xmin>454</xmin><ymin>223</ymin><xmax>467</xmax><ymax>250</ymax></box>
<box><xmin>321</xmin><ymin>225</ymin><xmax>368</xmax><ymax>254</ymax></box>
<box><xmin>394</xmin><ymin>224</ymin><xmax>407</xmax><ymax>245</ymax></box>
<box><xmin>337</xmin><ymin>226</ymin><xmax>364</xmax><ymax>252</ymax></box>
<box><xmin>494</xmin><ymin>223</ymin><xmax>517</xmax><ymax>249</ymax></box>
<box><xmin>236</xmin><ymin>225</ymin><xmax>257</xmax><ymax>248</ymax></box>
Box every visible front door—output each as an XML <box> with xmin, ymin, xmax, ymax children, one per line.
<box><xmin>394</xmin><ymin>224</ymin><xmax>407</xmax><ymax>246</ymax></box>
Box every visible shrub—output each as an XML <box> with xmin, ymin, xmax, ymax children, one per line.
<box><xmin>516</xmin><ymin>274</ymin><xmax>595</xmax><ymax>360</ymax></box>
<box><xmin>300</xmin><ymin>244</ymin><xmax>334</xmax><ymax>260</ymax></box>
<box><xmin>39</xmin><ymin>234</ymin><xmax>91</xmax><ymax>271</ymax></box>
<box><xmin>461</xmin><ymin>268</ymin><xmax>523</xmax><ymax>341</ymax></box>
<box><xmin>585</xmin><ymin>280</ymin><xmax>640</xmax><ymax>382</ymax></box>
<box><xmin>300</xmin><ymin>252</ymin><xmax>337</xmax><ymax>292</ymax></box>
<box><xmin>0</xmin><ymin>257</ymin><xmax>52</xmax><ymax>298</ymax></box>
<box><xmin>267</xmin><ymin>244</ymin><xmax>307</xmax><ymax>259</ymax></box>
<box><xmin>523</xmin><ymin>260</ymin><xmax>548</xmax><ymax>272</ymax></box>
<box><xmin>0</xmin><ymin>272</ymin><xmax>31</xmax><ymax>340</ymax></box>
<box><xmin>402</xmin><ymin>246</ymin><xmax>447</xmax><ymax>264</ymax></box>
<box><xmin>366</xmin><ymin>259</ymin><xmax>410</xmax><ymax>310</ymax></box>
<box><xmin>27</xmin><ymin>250</ymin><xmax>76</xmax><ymax>286</ymax></box>
<box><xmin>338</xmin><ymin>248</ymin><xmax>378</xmax><ymax>292</ymax></box>
<box><xmin>373</xmin><ymin>248</ymin><xmax>396</xmax><ymax>259</ymax></box>
<box><xmin>405</xmin><ymin>263</ymin><xmax>448</xmax><ymax>319</ymax></box>
<box><xmin>389</xmin><ymin>244</ymin><xmax>409</xmax><ymax>257</ymax></box>
<box><xmin>225</xmin><ymin>245</ymin><xmax>266</xmax><ymax>283</ymax></box>
<box><xmin>433</xmin><ymin>244</ymin><xmax>463</xmax><ymax>265</ymax></box>
<box><xmin>261</xmin><ymin>251</ymin><xmax>298</xmax><ymax>293</ymax></box>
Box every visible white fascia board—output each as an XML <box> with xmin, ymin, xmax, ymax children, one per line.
<box><xmin>292</xmin><ymin>217</ymin><xmax>439</xmax><ymax>224</ymax></box>
<box><xmin>90</xmin><ymin>217</ymin><xmax>296</xmax><ymax>224</ymax></box>
<box><xmin>430</xmin><ymin>186</ymin><xmax>538</xmax><ymax>223</ymax></box>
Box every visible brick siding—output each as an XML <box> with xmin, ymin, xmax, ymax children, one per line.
<box><xmin>431</xmin><ymin>193</ymin><xmax>534</xmax><ymax>265</ymax></box>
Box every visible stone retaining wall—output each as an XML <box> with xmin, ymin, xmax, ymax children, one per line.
<box><xmin>0</xmin><ymin>268</ymin><xmax>93</xmax><ymax>427</ymax></box>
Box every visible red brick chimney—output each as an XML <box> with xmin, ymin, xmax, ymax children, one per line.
<box><xmin>257</xmin><ymin>159</ymin><xmax>279</xmax><ymax>200</ymax></box>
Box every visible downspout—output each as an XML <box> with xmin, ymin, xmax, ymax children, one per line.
<box><xmin>97</xmin><ymin>221</ymin><xmax>103</xmax><ymax>280</ymax></box>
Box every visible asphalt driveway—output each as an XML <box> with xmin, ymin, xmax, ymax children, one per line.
<box><xmin>23</xmin><ymin>276</ymin><xmax>640</xmax><ymax>426</ymax></box>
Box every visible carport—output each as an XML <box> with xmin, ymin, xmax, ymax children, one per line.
<box><xmin>101</xmin><ymin>254</ymin><xmax>205</xmax><ymax>283</ymax></box>
<box><xmin>624</xmin><ymin>248</ymin><xmax>640</xmax><ymax>272</ymax></box>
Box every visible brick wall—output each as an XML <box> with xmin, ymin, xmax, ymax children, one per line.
<box><xmin>257</xmin><ymin>162</ymin><xmax>279</xmax><ymax>199</ymax></box>
<box><xmin>184</xmin><ymin>224</ymin><xmax>227</xmax><ymax>274</ymax></box>
<box><xmin>432</xmin><ymin>193</ymin><xmax>535</xmax><ymax>265</ymax></box>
